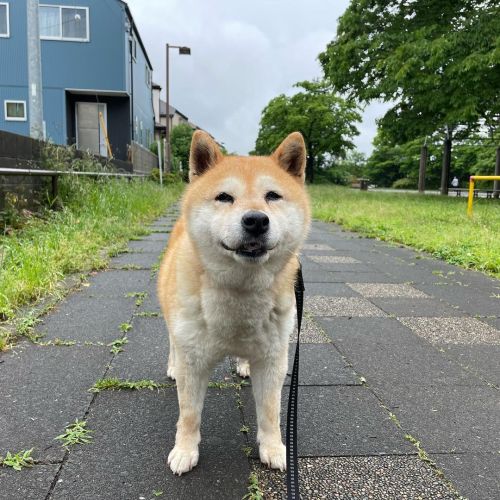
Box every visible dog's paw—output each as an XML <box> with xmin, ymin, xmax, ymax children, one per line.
<box><xmin>168</xmin><ymin>445</ymin><xmax>199</xmax><ymax>475</ymax></box>
<box><xmin>236</xmin><ymin>359</ymin><xmax>250</xmax><ymax>378</ymax></box>
<box><xmin>167</xmin><ymin>365</ymin><xmax>176</xmax><ymax>380</ymax></box>
<box><xmin>259</xmin><ymin>442</ymin><xmax>286</xmax><ymax>471</ymax></box>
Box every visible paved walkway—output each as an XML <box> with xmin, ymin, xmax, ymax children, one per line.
<box><xmin>1</xmin><ymin>207</ymin><xmax>499</xmax><ymax>500</ymax></box>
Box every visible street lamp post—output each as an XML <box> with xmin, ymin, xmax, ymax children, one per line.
<box><xmin>165</xmin><ymin>44</ymin><xmax>191</xmax><ymax>173</ymax></box>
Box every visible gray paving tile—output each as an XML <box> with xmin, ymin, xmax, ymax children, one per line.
<box><xmin>413</xmin><ymin>283</ymin><xmax>500</xmax><ymax>317</ymax></box>
<box><xmin>82</xmin><ymin>269</ymin><xmax>152</xmax><ymax>299</ymax></box>
<box><xmin>373</xmin><ymin>384</ymin><xmax>500</xmax><ymax>453</ymax></box>
<box><xmin>432</xmin><ymin>453</ymin><xmax>500</xmax><ymax>500</ymax></box>
<box><xmin>0</xmin><ymin>345</ymin><xmax>109</xmax><ymax>462</ymax></box>
<box><xmin>284</xmin><ymin>344</ymin><xmax>360</xmax><ymax>386</ymax></box>
<box><xmin>303</xmin><ymin>282</ymin><xmax>360</xmax><ymax>297</ymax></box>
<box><xmin>51</xmin><ymin>390</ymin><xmax>249</xmax><ymax>500</ymax></box>
<box><xmin>140</xmin><ymin>232</ymin><xmax>170</xmax><ymax>242</ymax></box>
<box><xmin>0</xmin><ymin>465</ymin><xmax>59</xmax><ymax>500</ymax></box>
<box><xmin>318</xmin><ymin>318</ymin><xmax>481</xmax><ymax>387</ymax></box>
<box><xmin>127</xmin><ymin>239</ymin><xmax>167</xmax><ymax>253</ymax></box>
<box><xmin>301</xmin><ymin>243</ymin><xmax>335</xmax><ymax>251</ymax></box>
<box><xmin>242</xmin><ymin>386</ymin><xmax>413</xmax><ymax>457</ymax></box>
<box><xmin>290</xmin><ymin>315</ymin><xmax>331</xmax><ymax>343</ymax></box>
<box><xmin>370</xmin><ymin>298</ymin><xmax>464</xmax><ymax>317</ymax></box>
<box><xmin>252</xmin><ymin>456</ymin><xmax>459</xmax><ymax>500</ymax></box>
<box><xmin>109</xmin><ymin>251</ymin><xmax>160</xmax><ymax>269</ymax></box>
<box><xmin>38</xmin><ymin>294</ymin><xmax>135</xmax><ymax>343</ymax></box>
<box><xmin>440</xmin><ymin>344</ymin><xmax>500</xmax><ymax>386</ymax></box>
<box><xmin>306</xmin><ymin>296</ymin><xmax>386</xmax><ymax>317</ymax></box>
<box><xmin>347</xmin><ymin>283</ymin><xmax>428</xmax><ymax>298</ymax></box>
<box><xmin>319</xmin><ymin>272</ymin><xmax>399</xmax><ymax>284</ymax></box>
<box><xmin>398</xmin><ymin>317</ymin><xmax>500</xmax><ymax>345</ymax></box>
<box><xmin>108</xmin><ymin>316</ymin><xmax>234</xmax><ymax>383</ymax></box>
<box><xmin>307</xmin><ymin>255</ymin><xmax>361</xmax><ymax>264</ymax></box>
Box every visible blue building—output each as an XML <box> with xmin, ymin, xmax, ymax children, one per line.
<box><xmin>0</xmin><ymin>0</ymin><xmax>155</xmax><ymax>161</ymax></box>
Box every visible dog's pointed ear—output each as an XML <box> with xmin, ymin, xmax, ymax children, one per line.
<box><xmin>271</xmin><ymin>132</ymin><xmax>307</xmax><ymax>181</ymax></box>
<box><xmin>189</xmin><ymin>131</ymin><xmax>223</xmax><ymax>182</ymax></box>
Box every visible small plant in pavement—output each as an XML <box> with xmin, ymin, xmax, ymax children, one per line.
<box><xmin>120</xmin><ymin>322</ymin><xmax>133</xmax><ymax>333</ymax></box>
<box><xmin>90</xmin><ymin>378</ymin><xmax>174</xmax><ymax>393</ymax></box>
<box><xmin>243</xmin><ymin>471</ymin><xmax>263</xmax><ymax>500</ymax></box>
<box><xmin>108</xmin><ymin>337</ymin><xmax>128</xmax><ymax>354</ymax></box>
<box><xmin>56</xmin><ymin>420</ymin><xmax>93</xmax><ymax>448</ymax></box>
<box><xmin>1</xmin><ymin>449</ymin><xmax>34</xmax><ymax>471</ymax></box>
<box><xmin>125</xmin><ymin>292</ymin><xmax>148</xmax><ymax>307</ymax></box>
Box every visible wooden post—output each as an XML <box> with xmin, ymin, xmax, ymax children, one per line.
<box><xmin>51</xmin><ymin>175</ymin><xmax>58</xmax><ymax>200</ymax></box>
<box><xmin>494</xmin><ymin>147</ymin><xmax>500</xmax><ymax>199</ymax></box>
<box><xmin>440</xmin><ymin>136</ymin><xmax>452</xmax><ymax>195</ymax></box>
<box><xmin>418</xmin><ymin>145</ymin><xmax>427</xmax><ymax>193</ymax></box>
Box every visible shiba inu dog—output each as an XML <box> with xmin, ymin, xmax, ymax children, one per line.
<box><xmin>158</xmin><ymin>131</ymin><xmax>311</xmax><ymax>475</ymax></box>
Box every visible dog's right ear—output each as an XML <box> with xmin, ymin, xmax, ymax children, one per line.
<box><xmin>189</xmin><ymin>131</ymin><xmax>223</xmax><ymax>182</ymax></box>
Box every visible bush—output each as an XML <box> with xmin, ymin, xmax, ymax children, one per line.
<box><xmin>315</xmin><ymin>167</ymin><xmax>351</xmax><ymax>185</ymax></box>
<box><xmin>391</xmin><ymin>177</ymin><xmax>416</xmax><ymax>189</ymax></box>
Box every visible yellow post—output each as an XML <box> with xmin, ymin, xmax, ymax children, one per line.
<box><xmin>99</xmin><ymin>112</ymin><xmax>113</xmax><ymax>159</ymax></box>
<box><xmin>467</xmin><ymin>177</ymin><xmax>475</xmax><ymax>217</ymax></box>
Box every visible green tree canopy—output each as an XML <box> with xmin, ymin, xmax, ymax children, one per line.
<box><xmin>253</xmin><ymin>81</ymin><xmax>361</xmax><ymax>182</ymax></box>
<box><xmin>170</xmin><ymin>123</ymin><xmax>194</xmax><ymax>178</ymax></box>
<box><xmin>319</xmin><ymin>0</ymin><xmax>500</xmax><ymax>142</ymax></box>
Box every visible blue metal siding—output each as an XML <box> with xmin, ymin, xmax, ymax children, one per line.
<box><xmin>131</xmin><ymin>32</ymin><xmax>154</xmax><ymax>149</ymax></box>
<box><xmin>0</xmin><ymin>0</ymin><xmax>154</xmax><ymax>152</ymax></box>
<box><xmin>0</xmin><ymin>1</ymin><xmax>29</xmax><ymax>136</ymax></box>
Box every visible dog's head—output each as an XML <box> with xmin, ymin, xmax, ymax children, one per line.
<box><xmin>183</xmin><ymin>131</ymin><xmax>310</xmax><ymax>271</ymax></box>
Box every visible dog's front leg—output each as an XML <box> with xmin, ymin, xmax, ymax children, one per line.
<box><xmin>168</xmin><ymin>354</ymin><xmax>210</xmax><ymax>475</ymax></box>
<box><xmin>251</xmin><ymin>349</ymin><xmax>288</xmax><ymax>471</ymax></box>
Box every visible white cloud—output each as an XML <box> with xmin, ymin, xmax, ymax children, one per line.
<box><xmin>126</xmin><ymin>0</ymin><xmax>388</xmax><ymax>155</ymax></box>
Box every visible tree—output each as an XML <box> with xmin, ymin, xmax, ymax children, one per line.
<box><xmin>319</xmin><ymin>0</ymin><xmax>500</xmax><ymax>192</ymax></box>
<box><xmin>253</xmin><ymin>81</ymin><xmax>361</xmax><ymax>182</ymax></box>
<box><xmin>170</xmin><ymin>124</ymin><xmax>194</xmax><ymax>178</ymax></box>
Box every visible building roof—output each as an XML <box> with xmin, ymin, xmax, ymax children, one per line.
<box><xmin>152</xmin><ymin>82</ymin><xmax>162</xmax><ymax>90</ymax></box>
<box><xmin>159</xmin><ymin>100</ymin><xmax>189</xmax><ymax>121</ymax></box>
<box><xmin>119</xmin><ymin>1</ymin><xmax>153</xmax><ymax>70</ymax></box>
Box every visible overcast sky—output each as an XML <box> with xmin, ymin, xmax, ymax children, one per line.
<box><xmin>126</xmin><ymin>0</ymin><xmax>389</xmax><ymax>156</ymax></box>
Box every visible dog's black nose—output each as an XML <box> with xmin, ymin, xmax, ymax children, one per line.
<box><xmin>242</xmin><ymin>211</ymin><xmax>269</xmax><ymax>236</ymax></box>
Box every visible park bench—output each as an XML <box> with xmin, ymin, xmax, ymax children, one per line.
<box><xmin>452</xmin><ymin>188</ymin><xmax>499</xmax><ymax>198</ymax></box>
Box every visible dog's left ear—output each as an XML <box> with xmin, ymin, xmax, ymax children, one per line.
<box><xmin>189</xmin><ymin>131</ymin><xmax>223</xmax><ymax>182</ymax></box>
<box><xmin>272</xmin><ymin>132</ymin><xmax>306</xmax><ymax>181</ymax></box>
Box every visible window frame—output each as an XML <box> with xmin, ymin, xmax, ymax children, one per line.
<box><xmin>4</xmin><ymin>100</ymin><xmax>27</xmax><ymax>122</ymax></box>
<box><xmin>145</xmin><ymin>65</ymin><xmax>152</xmax><ymax>88</ymax></box>
<box><xmin>131</xmin><ymin>36</ymin><xmax>137</xmax><ymax>61</ymax></box>
<box><xmin>39</xmin><ymin>4</ymin><xmax>90</xmax><ymax>42</ymax></box>
<box><xmin>0</xmin><ymin>2</ymin><xmax>10</xmax><ymax>38</ymax></box>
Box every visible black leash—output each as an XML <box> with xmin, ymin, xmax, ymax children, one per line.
<box><xmin>286</xmin><ymin>263</ymin><xmax>304</xmax><ymax>499</ymax></box>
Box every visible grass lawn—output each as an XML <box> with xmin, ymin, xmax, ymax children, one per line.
<box><xmin>0</xmin><ymin>178</ymin><xmax>184</xmax><ymax>341</ymax></box>
<box><xmin>309</xmin><ymin>185</ymin><xmax>500</xmax><ymax>279</ymax></box>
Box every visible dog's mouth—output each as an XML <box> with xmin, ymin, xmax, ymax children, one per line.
<box><xmin>221</xmin><ymin>240</ymin><xmax>269</xmax><ymax>259</ymax></box>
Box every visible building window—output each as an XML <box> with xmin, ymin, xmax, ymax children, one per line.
<box><xmin>145</xmin><ymin>66</ymin><xmax>152</xmax><ymax>87</ymax></box>
<box><xmin>39</xmin><ymin>5</ymin><xmax>89</xmax><ymax>42</ymax></box>
<box><xmin>5</xmin><ymin>101</ymin><xmax>27</xmax><ymax>121</ymax></box>
<box><xmin>0</xmin><ymin>2</ymin><xmax>9</xmax><ymax>38</ymax></box>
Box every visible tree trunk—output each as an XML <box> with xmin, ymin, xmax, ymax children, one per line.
<box><xmin>440</xmin><ymin>132</ymin><xmax>452</xmax><ymax>195</ymax></box>
<box><xmin>418</xmin><ymin>145</ymin><xmax>428</xmax><ymax>193</ymax></box>
<box><xmin>494</xmin><ymin>147</ymin><xmax>500</xmax><ymax>199</ymax></box>
<box><xmin>306</xmin><ymin>154</ymin><xmax>314</xmax><ymax>184</ymax></box>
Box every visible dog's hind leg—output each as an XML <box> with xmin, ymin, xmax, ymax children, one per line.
<box><xmin>236</xmin><ymin>357</ymin><xmax>250</xmax><ymax>378</ymax></box>
<box><xmin>168</xmin><ymin>353</ymin><xmax>211</xmax><ymax>475</ymax></box>
<box><xmin>251</xmin><ymin>349</ymin><xmax>288</xmax><ymax>471</ymax></box>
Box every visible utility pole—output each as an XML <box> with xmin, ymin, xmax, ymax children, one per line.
<box><xmin>27</xmin><ymin>0</ymin><xmax>44</xmax><ymax>140</ymax></box>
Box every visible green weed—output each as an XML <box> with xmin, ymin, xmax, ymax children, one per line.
<box><xmin>108</xmin><ymin>337</ymin><xmax>128</xmax><ymax>354</ymax></box>
<box><xmin>242</xmin><ymin>472</ymin><xmax>264</xmax><ymax>500</ymax></box>
<box><xmin>0</xmin><ymin>449</ymin><xmax>34</xmax><ymax>471</ymax></box>
<box><xmin>90</xmin><ymin>378</ymin><xmax>174</xmax><ymax>393</ymax></box>
<box><xmin>56</xmin><ymin>420</ymin><xmax>92</xmax><ymax>448</ymax></box>
<box><xmin>120</xmin><ymin>322</ymin><xmax>132</xmax><ymax>333</ymax></box>
<box><xmin>125</xmin><ymin>292</ymin><xmax>148</xmax><ymax>307</ymax></box>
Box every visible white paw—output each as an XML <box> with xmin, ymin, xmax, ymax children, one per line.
<box><xmin>236</xmin><ymin>360</ymin><xmax>250</xmax><ymax>378</ymax></box>
<box><xmin>259</xmin><ymin>442</ymin><xmax>286</xmax><ymax>471</ymax></box>
<box><xmin>167</xmin><ymin>365</ymin><xmax>176</xmax><ymax>380</ymax></box>
<box><xmin>168</xmin><ymin>445</ymin><xmax>199</xmax><ymax>475</ymax></box>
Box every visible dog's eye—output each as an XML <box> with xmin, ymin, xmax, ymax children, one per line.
<box><xmin>215</xmin><ymin>192</ymin><xmax>234</xmax><ymax>203</ymax></box>
<box><xmin>265</xmin><ymin>191</ymin><xmax>282</xmax><ymax>202</ymax></box>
